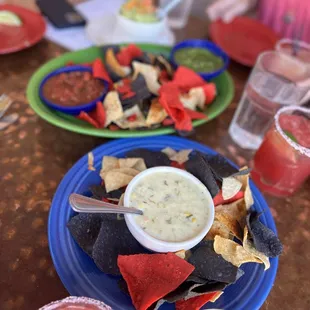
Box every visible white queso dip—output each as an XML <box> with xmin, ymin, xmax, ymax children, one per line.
<box><xmin>129</xmin><ymin>171</ymin><xmax>210</xmax><ymax>242</ymax></box>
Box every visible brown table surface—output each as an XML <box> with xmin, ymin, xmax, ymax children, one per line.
<box><xmin>0</xmin><ymin>4</ymin><xmax>310</xmax><ymax>310</ymax></box>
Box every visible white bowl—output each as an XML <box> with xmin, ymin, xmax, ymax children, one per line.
<box><xmin>124</xmin><ymin>166</ymin><xmax>215</xmax><ymax>253</ymax></box>
<box><xmin>116</xmin><ymin>14</ymin><xmax>167</xmax><ymax>38</ymax></box>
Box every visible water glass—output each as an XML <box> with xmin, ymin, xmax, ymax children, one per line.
<box><xmin>229</xmin><ymin>51</ymin><xmax>310</xmax><ymax>150</ymax></box>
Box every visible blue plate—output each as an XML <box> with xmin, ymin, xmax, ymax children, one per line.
<box><xmin>170</xmin><ymin>39</ymin><xmax>229</xmax><ymax>80</ymax></box>
<box><xmin>39</xmin><ymin>65</ymin><xmax>109</xmax><ymax>115</ymax></box>
<box><xmin>48</xmin><ymin>136</ymin><xmax>278</xmax><ymax>310</ymax></box>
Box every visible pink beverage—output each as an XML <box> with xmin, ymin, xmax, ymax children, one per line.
<box><xmin>252</xmin><ymin>106</ymin><xmax>310</xmax><ymax>197</ymax></box>
<box><xmin>39</xmin><ymin>297</ymin><xmax>112</xmax><ymax>310</ymax></box>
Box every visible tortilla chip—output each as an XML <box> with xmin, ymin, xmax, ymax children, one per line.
<box><xmin>126</xmin><ymin>148</ymin><xmax>171</xmax><ymax>168</ymax></box>
<box><xmin>89</xmin><ymin>184</ymin><xmax>124</xmax><ymax>200</ymax></box>
<box><xmin>103</xmin><ymin>168</ymin><xmax>140</xmax><ymax>192</ymax></box>
<box><xmin>132</xmin><ymin>61</ymin><xmax>161</xmax><ymax>95</ymax></box>
<box><xmin>214</xmin><ymin>235</ymin><xmax>262</xmax><ymax>267</ymax></box>
<box><xmin>175</xmin><ymin>291</ymin><xmax>221</xmax><ymax>310</ymax></box>
<box><xmin>67</xmin><ymin>213</ymin><xmax>105</xmax><ymax>256</ymax></box>
<box><xmin>246</xmin><ymin>211</ymin><xmax>283</xmax><ymax>257</ymax></box>
<box><xmin>103</xmin><ymin>91</ymin><xmax>124</xmax><ymax>126</ymax></box>
<box><xmin>188</xmin><ymin>241</ymin><xmax>239</xmax><ymax>284</ymax></box>
<box><xmin>106</xmin><ymin>48</ymin><xmax>128</xmax><ymax>77</ymax></box>
<box><xmin>185</xmin><ymin>152</ymin><xmax>219</xmax><ymax>198</ymax></box>
<box><xmin>171</xmin><ymin>149</ymin><xmax>192</xmax><ymax>165</ymax></box>
<box><xmin>118</xmin><ymin>253</ymin><xmax>194</xmax><ymax>310</ymax></box>
<box><xmin>222</xmin><ymin>176</ymin><xmax>242</xmax><ymax>200</ymax></box>
<box><xmin>210</xmin><ymin>291</ymin><xmax>223</xmax><ymax>302</ymax></box>
<box><xmin>243</xmin><ymin>226</ymin><xmax>270</xmax><ymax>270</ymax></box>
<box><xmin>180</xmin><ymin>87</ymin><xmax>205</xmax><ymax>111</ymax></box>
<box><xmin>235</xmin><ymin>167</ymin><xmax>254</xmax><ymax>209</ymax></box>
<box><xmin>207</xmin><ymin>154</ymin><xmax>238</xmax><ymax>180</ymax></box>
<box><xmin>215</xmin><ymin>199</ymin><xmax>246</xmax><ymax>240</ymax></box>
<box><xmin>204</xmin><ymin>219</ymin><xmax>231</xmax><ymax>240</ymax></box>
<box><xmin>161</xmin><ymin>147</ymin><xmax>177</xmax><ymax>158</ymax></box>
<box><xmin>101</xmin><ymin>156</ymin><xmax>119</xmax><ymax>174</ymax></box>
<box><xmin>88</xmin><ymin>152</ymin><xmax>96</xmax><ymax>171</ymax></box>
<box><xmin>175</xmin><ymin>249</ymin><xmax>191</xmax><ymax>260</ymax></box>
<box><xmin>114</xmin><ymin>105</ymin><xmax>147</xmax><ymax>129</ymax></box>
<box><xmin>118</xmin><ymin>158</ymin><xmax>146</xmax><ymax>171</ymax></box>
<box><xmin>146</xmin><ymin>98</ymin><xmax>168</xmax><ymax>126</ymax></box>
<box><xmin>92</xmin><ymin>216</ymin><xmax>147</xmax><ymax>275</ymax></box>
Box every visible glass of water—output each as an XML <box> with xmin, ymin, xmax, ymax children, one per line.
<box><xmin>229</xmin><ymin>51</ymin><xmax>310</xmax><ymax>150</ymax></box>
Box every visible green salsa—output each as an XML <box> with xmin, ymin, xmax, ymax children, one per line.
<box><xmin>174</xmin><ymin>47</ymin><xmax>224</xmax><ymax>73</ymax></box>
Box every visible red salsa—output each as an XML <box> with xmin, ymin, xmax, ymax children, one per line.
<box><xmin>43</xmin><ymin>71</ymin><xmax>104</xmax><ymax>106</ymax></box>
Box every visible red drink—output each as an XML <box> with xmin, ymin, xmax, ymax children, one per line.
<box><xmin>252</xmin><ymin>107</ymin><xmax>310</xmax><ymax>197</ymax></box>
<box><xmin>39</xmin><ymin>297</ymin><xmax>112</xmax><ymax>310</ymax></box>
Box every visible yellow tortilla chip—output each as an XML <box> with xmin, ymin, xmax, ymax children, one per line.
<box><xmin>146</xmin><ymin>98</ymin><xmax>167</xmax><ymax>126</ymax></box>
<box><xmin>161</xmin><ymin>147</ymin><xmax>177</xmax><ymax>158</ymax></box>
<box><xmin>214</xmin><ymin>235</ymin><xmax>262</xmax><ymax>267</ymax></box>
<box><xmin>222</xmin><ymin>176</ymin><xmax>242</xmax><ymax>200</ymax></box>
<box><xmin>243</xmin><ymin>226</ymin><xmax>270</xmax><ymax>270</ymax></box>
<box><xmin>87</xmin><ymin>152</ymin><xmax>95</xmax><ymax>171</ymax></box>
<box><xmin>204</xmin><ymin>219</ymin><xmax>231</xmax><ymax>240</ymax></box>
<box><xmin>103</xmin><ymin>91</ymin><xmax>124</xmax><ymax>126</ymax></box>
<box><xmin>104</xmin><ymin>168</ymin><xmax>140</xmax><ymax>192</ymax></box>
<box><xmin>235</xmin><ymin>167</ymin><xmax>254</xmax><ymax>209</ymax></box>
<box><xmin>174</xmin><ymin>249</ymin><xmax>191</xmax><ymax>260</ymax></box>
<box><xmin>171</xmin><ymin>149</ymin><xmax>192</xmax><ymax>164</ymax></box>
<box><xmin>114</xmin><ymin>105</ymin><xmax>147</xmax><ymax>129</ymax></box>
<box><xmin>132</xmin><ymin>61</ymin><xmax>160</xmax><ymax>95</ymax></box>
<box><xmin>101</xmin><ymin>156</ymin><xmax>119</xmax><ymax>174</ymax></box>
<box><xmin>215</xmin><ymin>199</ymin><xmax>246</xmax><ymax>240</ymax></box>
<box><xmin>210</xmin><ymin>291</ymin><xmax>223</xmax><ymax>303</ymax></box>
<box><xmin>119</xmin><ymin>158</ymin><xmax>146</xmax><ymax>171</ymax></box>
<box><xmin>106</xmin><ymin>48</ymin><xmax>128</xmax><ymax>77</ymax></box>
<box><xmin>179</xmin><ymin>87</ymin><xmax>205</xmax><ymax>111</ymax></box>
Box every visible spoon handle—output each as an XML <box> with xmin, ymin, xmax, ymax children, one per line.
<box><xmin>69</xmin><ymin>193</ymin><xmax>143</xmax><ymax>215</ymax></box>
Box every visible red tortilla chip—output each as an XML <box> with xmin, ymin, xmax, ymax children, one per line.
<box><xmin>162</xmin><ymin>118</ymin><xmax>175</xmax><ymax>126</ymax></box>
<box><xmin>92</xmin><ymin>58</ymin><xmax>113</xmax><ymax>89</ymax></box>
<box><xmin>118</xmin><ymin>253</ymin><xmax>194</xmax><ymax>310</ymax></box>
<box><xmin>176</xmin><ymin>292</ymin><xmax>219</xmax><ymax>310</ymax></box>
<box><xmin>213</xmin><ymin>189</ymin><xmax>244</xmax><ymax>206</ymax></box>
<box><xmin>201</xmin><ymin>83</ymin><xmax>217</xmax><ymax>104</ymax></box>
<box><xmin>184</xmin><ymin>108</ymin><xmax>208</xmax><ymax>120</ymax></box>
<box><xmin>116</xmin><ymin>44</ymin><xmax>143</xmax><ymax>66</ymax></box>
<box><xmin>89</xmin><ymin>102</ymin><xmax>106</xmax><ymax>128</ymax></box>
<box><xmin>159</xmin><ymin>83</ymin><xmax>192</xmax><ymax>131</ymax></box>
<box><xmin>173</xmin><ymin>66</ymin><xmax>205</xmax><ymax>92</ymax></box>
<box><xmin>77</xmin><ymin>111</ymin><xmax>100</xmax><ymax>128</ymax></box>
<box><xmin>171</xmin><ymin>161</ymin><xmax>185</xmax><ymax>169</ymax></box>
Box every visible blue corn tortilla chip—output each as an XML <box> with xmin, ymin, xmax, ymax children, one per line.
<box><xmin>131</xmin><ymin>52</ymin><xmax>153</xmax><ymax>65</ymax></box>
<box><xmin>92</xmin><ymin>216</ymin><xmax>148</xmax><ymax>275</ymax></box>
<box><xmin>231</xmin><ymin>167</ymin><xmax>252</xmax><ymax>177</ymax></box>
<box><xmin>188</xmin><ymin>241</ymin><xmax>239</xmax><ymax>284</ymax></box>
<box><xmin>207</xmin><ymin>154</ymin><xmax>239</xmax><ymax>180</ymax></box>
<box><xmin>101</xmin><ymin>44</ymin><xmax>120</xmax><ymax>58</ymax></box>
<box><xmin>154</xmin><ymin>54</ymin><xmax>173</xmax><ymax>78</ymax></box>
<box><xmin>89</xmin><ymin>184</ymin><xmax>124</xmax><ymax>200</ymax></box>
<box><xmin>185</xmin><ymin>152</ymin><xmax>219</xmax><ymax>197</ymax></box>
<box><xmin>247</xmin><ymin>211</ymin><xmax>283</xmax><ymax>257</ymax></box>
<box><xmin>126</xmin><ymin>148</ymin><xmax>171</xmax><ymax>168</ymax></box>
<box><xmin>67</xmin><ymin>213</ymin><xmax>105</xmax><ymax>256</ymax></box>
<box><xmin>120</xmin><ymin>74</ymin><xmax>152</xmax><ymax>109</ymax></box>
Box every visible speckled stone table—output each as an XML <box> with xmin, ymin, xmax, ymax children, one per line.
<box><xmin>0</xmin><ymin>5</ymin><xmax>309</xmax><ymax>310</ymax></box>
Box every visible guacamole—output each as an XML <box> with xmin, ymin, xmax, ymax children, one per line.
<box><xmin>120</xmin><ymin>0</ymin><xmax>158</xmax><ymax>23</ymax></box>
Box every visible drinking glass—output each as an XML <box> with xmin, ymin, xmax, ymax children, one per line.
<box><xmin>39</xmin><ymin>296</ymin><xmax>112</xmax><ymax>310</ymax></box>
<box><xmin>159</xmin><ymin>0</ymin><xmax>193</xmax><ymax>29</ymax></box>
<box><xmin>276</xmin><ymin>38</ymin><xmax>310</xmax><ymax>64</ymax></box>
<box><xmin>251</xmin><ymin>106</ymin><xmax>310</xmax><ymax>197</ymax></box>
<box><xmin>229</xmin><ymin>51</ymin><xmax>310</xmax><ymax>150</ymax></box>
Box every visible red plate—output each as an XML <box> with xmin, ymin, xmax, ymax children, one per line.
<box><xmin>210</xmin><ymin>17</ymin><xmax>279</xmax><ymax>67</ymax></box>
<box><xmin>0</xmin><ymin>4</ymin><xmax>46</xmax><ymax>55</ymax></box>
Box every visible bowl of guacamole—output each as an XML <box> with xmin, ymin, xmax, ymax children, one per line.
<box><xmin>170</xmin><ymin>39</ymin><xmax>229</xmax><ymax>80</ymax></box>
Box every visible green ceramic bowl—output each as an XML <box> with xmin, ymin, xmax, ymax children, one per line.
<box><xmin>26</xmin><ymin>44</ymin><xmax>234</xmax><ymax>138</ymax></box>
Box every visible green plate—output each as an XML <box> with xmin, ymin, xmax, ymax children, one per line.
<box><xmin>26</xmin><ymin>44</ymin><xmax>234</xmax><ymax>138</ymax></box>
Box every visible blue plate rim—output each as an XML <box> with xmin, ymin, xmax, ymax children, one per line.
<box><xmin>48</xmin><ymin>136</ymin><xmax>278</xmax><ymax>310</ymax></box>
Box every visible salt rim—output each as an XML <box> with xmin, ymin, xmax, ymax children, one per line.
<box><xmin>39</xmin><ymin>296</ymin><xmax>112</xmax><ymax>310</ymax></box>
<box><xmin>274</xmin><ymin>106</ymin><xmax>310</xmax><ymax>157</ymax></box>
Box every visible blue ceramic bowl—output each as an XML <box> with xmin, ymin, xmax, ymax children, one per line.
<box><xmin>170</xmin><ymin>39</ymin><xmax>229</xmax><ymax>80</ymax></box>
<box><xmin>39</xmin><ymin>65</ymin><xmax>109</xmax><ymax>115</ymax></box>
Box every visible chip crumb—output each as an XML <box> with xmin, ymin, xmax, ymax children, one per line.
<box><xmin>88</xmin><ymin>152</ymin><xmax>96</xmax><ymax>171</ymax></box>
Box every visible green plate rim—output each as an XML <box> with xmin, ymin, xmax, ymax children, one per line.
<box><xmin>26</xmin><ymin>44</ymin><xmax>234</xmax><ymax>138</ymax></box>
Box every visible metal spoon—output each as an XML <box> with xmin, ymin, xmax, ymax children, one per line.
<box><xmin>69</xmin><ymin>193</ymin><xmax>143</xmax><ymax>215</ymax></box>
<box><xmin>156</xmin><ymin>0</ymin><xmax>182</xmax><ymax>20</ymax></box>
